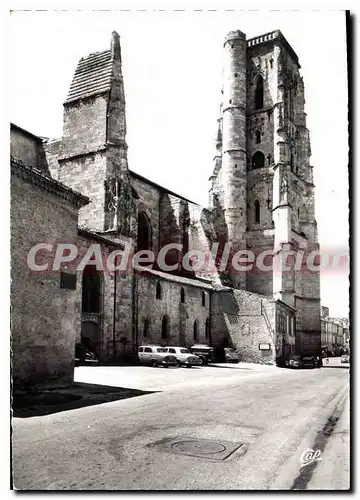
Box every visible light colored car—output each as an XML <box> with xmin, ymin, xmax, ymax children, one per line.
<box><xmin>138</xmin><ymin>345</ymin><xmax>178</xmax><ymax>368</ymax></box>
<box><xmin>341</xmin><ymin>354</ymin><xmax>350</xmax><ymax>363</ymax></box>
<box><xmin>285</xmin><ymin>355</ymin><xmax>302</xmax><ymax>369</ymax></box>
<box><xmin>163</xmin><ymin>347</ymin><xmax>201</xmax><ymax>367</ymax></box>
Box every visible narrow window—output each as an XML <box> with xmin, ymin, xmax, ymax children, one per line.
<box><xmin>202</xmin><ymin>291</ymin><xmax>206</xmax><ymax>307</ymax></box>
<box><xmin>255</xmin><ymin>130</ymin><xmax>261</xmax><ymax>144</ymax></box>
<box><xmin>143</xmin><ymin>318</ymin><xmax>150</xmax><ymax>338</ymax></box>
<box><xmin>180</xmin><ymin>287</ymin><xmax>185</xmax><ymax>304</ymax></box>
<box><xmin>156</xmin><ymin>281</ymin><xmax>162</xmax><ymax>300</ymax></box>
<box><xmin>193</xmin><ymin>320</ymin><xmax>199</xmax><ymax>342</ymax></box>
<box><xmin>254</xmin><ymin>200</ymin><xmax>260</xmax><ymax>224</ymax></box>
<box><xmin>161</xmin><ymin>315</ymin><xmax>169</xmax><ymax>339</ymax></box>
<box><xmin>205</xmin><ymin>317</ymin><xmax>210</xmax><ymax>339</ymax></box>
<box><xmin>255</xmin><ymin>76</ymin><xmax>264</xmax><ymax>110</ymax></box>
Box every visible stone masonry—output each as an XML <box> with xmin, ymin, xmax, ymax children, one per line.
<box><xmin>11</xmin><ymin>29</ymin><xmax>321</xmax><ymax>381</ymax></box>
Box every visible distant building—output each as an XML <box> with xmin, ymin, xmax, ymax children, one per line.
<box><xmin>321</xmin><ymin>307</ymin><xmax>349</xmax><ymax>355</ymax></box>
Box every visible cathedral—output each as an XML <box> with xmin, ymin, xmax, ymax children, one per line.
<box><xmin>11</xmin><ymin>29</ymin><xmax>321</xmax><ymax>388</ymax></box>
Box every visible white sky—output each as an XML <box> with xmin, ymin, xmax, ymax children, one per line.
<box><xmin>9</xmin><ymin>9</ymin><xmax>349</xmax><ymax>317</ymax></box>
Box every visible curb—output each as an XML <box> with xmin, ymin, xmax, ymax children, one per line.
<box><xmin>269</xmin><ymin>382</ymin><xmax>349</xmax><ymax>490</ymax></box>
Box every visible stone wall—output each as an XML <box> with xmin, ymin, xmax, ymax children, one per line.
<box><xmin>57</xmin><ymin>152</ymin><xmax>107</xmax><ymax>231</ymax></box>
<box><xmin>11</xmin><ymin>125</ymin><xmax>49</xmax><ymax>174</ymax></box>
<box><xmin>11</xmin><ymin>174</ymin><xmax>82</xmax><ymax>388</ymax></box>
<box><xmin>136</xmin><ymin>272</ymin><xmax>211</xmax><ymax>348</ymax></box>
<box><xmin>62</xmin><ymin>96</ymin><xmax>109</xmax><ymax>156</ymax></box>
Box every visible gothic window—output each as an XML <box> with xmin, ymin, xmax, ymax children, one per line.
<box><xmin>180</xmin><ymin>287</ymin><xmax>185</xmax><ymax>304</ymax></box>
<box><xmin>137</xmin><ymin>212</ymin><xmax>152</xmax><ymax>251</ymax></box>
<box><xmin>82</xmin><ymin>265</ymin><xmax>101</xmax><ymax>314</ymax></box>
<box><xmin>205</xmin><ymin>317</ymin><xmax>210</xmax><ymax>339</ymax></box>
<box><xmin>143</xmin><ymin>318</ymin><xmax>150</xmax><ymax>338</ymax></box>
<box><xmin>193</xmin><ymin>320</ymin><xmax>199</xmax><ymax>342</ymax></box>
<box><xmin>161</xmin><ymin>315</ymin><xmax>169</xmax><ymax>339</ymax></box>
<box><xmin>156</xmin><ymin>281</ymin><xmax>162</xmax><ymax>300</ymax></box>
<box><xmin>254</xmin><ymin>200</ymin><xmax>260</xmax><ymax>224</ymax></box>
<box><xmin>252</xmin><ymin>151</ymin><xmax>265</xmax><ymax>169</ymax></box>
<box><xmin>255</xmin><ymin>130</ymin><xmax>261</xmax><ymax>144</ymax></box>
<box><xmin>202</xmin><ymin>291</ymin><xmax>206</xmax><ymax>307</ymax></box>
<box><xmin>298</xmin><ymin>208</ymin><xmax>300</xmax><ymax>219</ymax></box>
<box><xmin>255</xmin><ymin>76</ymin><xmax>264</xmax><ymax>110</ymax></box>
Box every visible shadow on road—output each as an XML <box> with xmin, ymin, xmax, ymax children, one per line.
<box><xmin>12</xmin><ymin>383</ymin><xmax>157</xmax><ymax>418</ymax></box>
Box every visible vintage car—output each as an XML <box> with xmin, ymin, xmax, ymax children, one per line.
<box><xmin>163</xmin><ymin>347</ymin><xmax>201</xmax><ymax>367</ymax></box>
<box><xmin>341</xmin><ymin>354</ymin><xmax>350</xmax><ymax>363</ymax></box>
<box><xmin>189</xmin><ymin>344</ymin><xmax>214</xmax><ymax>364</ymax></box>
<box><xmin>285</xmin><ymin>355</ymin><xmax>302</xmax><ymax>369</ymax></box>
<box><xmin>301</xmin><ymin>355</ymin><xmax>320</xmax><ymax>369</ymax></box>
<box><xmin>74</xmin><ymin>343</ymin><xmax>99</xmax><ymax>367</ymax></box>
<box><xmin>138</xmin><ymin>345</ymin><xmax>178</xmax><ymax>368</ymax></box>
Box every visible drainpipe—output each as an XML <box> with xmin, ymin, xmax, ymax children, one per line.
<box><xmin>112</xmin><ymin>268</ymin><xmax>117</xmax><ymax>361</ymax></box>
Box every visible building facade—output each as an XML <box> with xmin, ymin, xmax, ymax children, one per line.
<box><xmin>11</xmin><ymin>29</ymin><xmax>322</xmax><ymax>386</ymax></box>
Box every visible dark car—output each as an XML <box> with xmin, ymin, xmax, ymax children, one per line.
<box><xmin>75</xmin><ymin>343</ymin><xmax>99</xmax><ymax>367</ymax></box>
<box><xmin>301</xmin><ymin>355</ymin><xmax>320</xmax><ymax>369</ymax></box>
<box><xmin>189</xmin><ymin>344</ymin><xmax>214</xmax><ymax>365</ymax></box>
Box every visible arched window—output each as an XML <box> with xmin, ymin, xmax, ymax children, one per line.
<box><xmin>193</xmin><ymin>320</ymin><xmax>199</xmax><ymax>342</ymax></box>
<box><xmin>82</xmin><ymin>265</ymin><xmax>101</xmax><ymax>313</ymax></box>
<box><xmin>143</xmin><ymin>318</ymin><xmax>150</xmax><ymax>338</ymax></box>
<box><xmin>161</xmin><ymin>315</ymin><xmax>169</xmax><ymax>339</ymax></box>
<box><xmin>255</xmin><ymin>76</ymin><xmax>264</xmax><ymax>110</ymax></box>
<box><xmin>156</xmin><ymin>281</ymin><xmax>162</xmax><ymax>300</ymax></box>
<box><xmin>254</xmin><ymin>200</ymin><xmax>260</xmax><ymax>224</ymax></box>
<box><xmin>205</xmin><ymin>317</ymin><xmax>210</xmax><ymax>340</ymax></box>
<box><xmin>252</xmin><ymin>151</ymin><xmax>265</xmax><ymax>169</ymax></box>
<box><xmin>180</xmin><ymin>287</ymin><xmax>185</xmax><ymax>304</ymax></box>
<box><xmin>202</xmin><ymin>291</ymin><xmax>206</xmax><ymax>307</ymax></box>
<box><xmin>137</xmin><ymin>212</ymin><xmax>152</xmax><ymax>251</ymax></box>
<box><xmin>255</xmin><ymin>130</ymin><xmax>261</xmax><ymax>144</ymax></box>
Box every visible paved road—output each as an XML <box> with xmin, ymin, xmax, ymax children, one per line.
<box><xmin>12</xmin><ymin>359</ymin><xmax>350</xmax><ymax>490</ymax></box>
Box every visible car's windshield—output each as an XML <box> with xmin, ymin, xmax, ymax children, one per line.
<box><xmin>156</xmin><ymin>348</ymin><xmax>166</xmax><ymax>353</ymax></box>
<box><xmin>180</xmin><ymin>349</ymin><xmax>189</xmax><ymax>353</ymax></box>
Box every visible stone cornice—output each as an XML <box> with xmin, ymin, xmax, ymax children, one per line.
<box><xmin>11</xmin><ymin>156</ymin><xmax>89</xmax><ymax>208</ymax></box>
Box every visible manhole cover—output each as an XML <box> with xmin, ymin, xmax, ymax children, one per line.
<box><xmin>162</xmin><ymin>436</ymin><xmax>244</xmax><ymax>461</ymax></box>
<box><xmin>171</xmin><ymin>440</ymin><xmax>226</xmax><ymax>455</ymax></box>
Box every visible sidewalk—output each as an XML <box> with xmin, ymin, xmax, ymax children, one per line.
<box><xmin>307</xmin><ymin>394</ymin><xmax>350</xmax><ymax>490</ymax></box>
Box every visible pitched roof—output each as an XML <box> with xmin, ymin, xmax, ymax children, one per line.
<box><xmin>65</xmin><ymin>50</ymin><xmax>113</xmax><ymax>104</ymax></box>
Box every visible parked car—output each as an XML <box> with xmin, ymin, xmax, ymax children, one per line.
<box><xmin>138</xmin><ymin>345</ymin><xmax>178</xmax><ymax>368</ymax></box>
<box><xmin>224</xmin><ymin>348</ymin><xmax>240</xmax><ymax>363</ymax></box>
<box><xmin>301</xmin><ymin>355</ymin><xmax>319</xmax><ymax>369</ymax></box>
<box><xmin>285</xmin><ymin>355</ymin><xmax>302</xmax><ymax>369</ymax></box>
<box><xmin>189</xmin><ymin>344</ymin><xmax>214</xmax><ymax>364</ymax></box>
<box><xmin>163</xmin><ymin>347</ymin><xmax>200</xmax><ymax>367</ymax></box>
<box><xmin>341</xmin><ymin>354</ymin><xmax>350</xmax><ymax>363</ymax></box>
<box><xmin>75</xmin><ymin>343</ymin><xmax>99</xmax><ymax>367</ymax></box>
